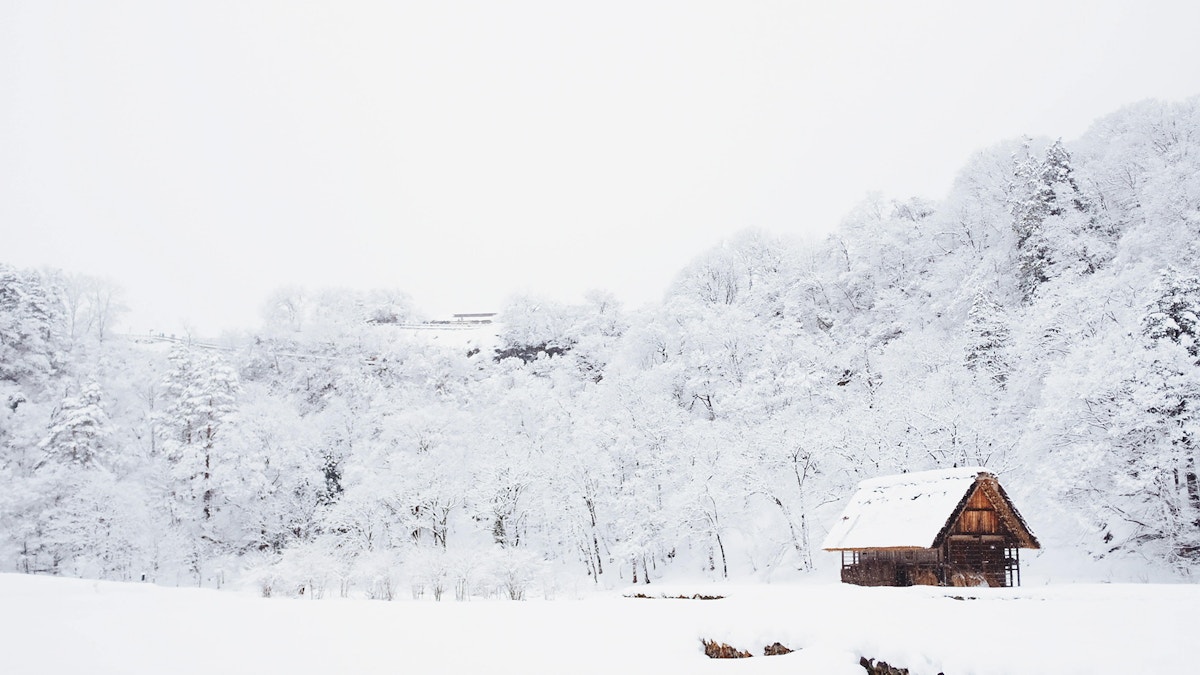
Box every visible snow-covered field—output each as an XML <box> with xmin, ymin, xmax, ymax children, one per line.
<box><xmin>1</xmin><ymin>574</ymin><xmax>1193</xmax><ymax>675</ymax></box>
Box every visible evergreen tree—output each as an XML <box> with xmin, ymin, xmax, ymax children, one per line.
<box><xmin>1010</xmin><ymin>142</ymin><xmax>1054</xmax><ymax>301</ymax></box>
<box><xmin>38</xmin><ymin>380</ymin><xmax>111</xmax><ymax>467</ymax></box>
<box><xmin>1010</xmin><ymin>139</ymin><xmax>1100</xmax><ymax>301</ymax></box>
<box><xmin>154</xmin><ymin>347</ymin><xmax>241</xmax><ymax>580</ymax></box>
<box><xmin>964</xmin><ymin>290</ymin><xmax>1011</xmax><ymax>386</ymax></box>
<box><xmin>0</xmin><ymin>264</ymin><xmax>65</xmax><ymax>389</ymax></box>
<box><xmin>1140</xmin><ymin>269</ymin><xmax>1200</xmax><ymax>557</ymax></box>
<box><xmin>1142</xmin><ymin>268</ymin><xmax>1200</xmax><ymax>360</ymax></box>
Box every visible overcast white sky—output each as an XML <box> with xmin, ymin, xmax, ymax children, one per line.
<box><xmin>3</xmin><ymin>1</ymin><xmax>1199</xmax><ymax>335</ymax></box>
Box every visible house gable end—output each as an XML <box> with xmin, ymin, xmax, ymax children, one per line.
<box><xmin>931</xmin><ymin>475</ymin><xmax>1040</xmax><ymax>549</ymax></box>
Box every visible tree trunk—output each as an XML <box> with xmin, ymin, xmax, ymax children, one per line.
<box><xmin>202</xmin><ymin>434</ymin><xmax>213</xmax><ymax>522</ymax></box>
<box><xmin>715</xmin><ymin>532</ymin><xmax>728</xmax><ymax>578</ymax></box>
<box><xmin>1185</xmin><ymin>450</ymin><xmax>1199</xmax><ymax>529</ymax></box>
<box><xmin>772</xmin><ymin>496</ymin><xmax>810</xmax><ymax>570</ymax></box>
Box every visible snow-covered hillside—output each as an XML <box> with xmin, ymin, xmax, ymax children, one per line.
<box><xmin>2</xmin><ymin>96</ymin><xmax>1199</xmax><ymax>593</ymax></box>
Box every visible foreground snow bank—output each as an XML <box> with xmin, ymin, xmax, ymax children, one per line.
<box><xmin>0</xmin><ymin>574</ymin><xmax>1193</xmax><ymax>674</ymax></box>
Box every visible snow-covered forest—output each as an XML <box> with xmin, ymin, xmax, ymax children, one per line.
<box><xmin>2</xmin><ymin>97</ymin><xmax>1199</xmax><ymax>597</ymax></box>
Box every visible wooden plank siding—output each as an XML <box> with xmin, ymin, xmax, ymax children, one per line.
<box><xmin>840</xmin><ymin>549</ymin><xmax>943</xmax><ymax>587</ymax></box>
<box><xmin>945</xmin><ymin>535</ymin><xmax>1008</xmax><ymax>588</ymax></box>
<box><xmin>942</xmin><ymin>485</ymin><xmax>1020</xmax><ymax>586</ymax></box>
<box><xmin>953</xmin><ymin>486</ymin><xmax>1001</xmax><ymax>535</ymax></box>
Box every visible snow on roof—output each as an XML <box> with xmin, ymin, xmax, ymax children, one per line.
<box><xmin>401</xmin><ymin>321</ymin><xmax>502</xmax><ymax>353</ymax></box>
<box><xmin>821</xmin><ymin>467</ymin><xmax>988</xmax><ymax>551</ymax></box>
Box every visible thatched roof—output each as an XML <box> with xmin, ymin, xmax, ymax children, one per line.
<box><xmin>821</xmin><ymin>467</ymin><xmax>1039</xmax><ymax>551</ymax></box>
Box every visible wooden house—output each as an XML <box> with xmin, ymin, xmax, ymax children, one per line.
<box><xmin>821</xmin><ymin>467</ymin><xmax>1039</xmax><ymax>587</ymax></box>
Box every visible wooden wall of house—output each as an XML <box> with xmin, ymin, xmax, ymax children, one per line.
<box><xmin>952</xmin><ymin>486</ymin><xmax>1001</xmax><ymax>536</ymax></box>
<box><xmin>944</xmin><ymin>536</ymin><xmax>1008</xmax><ymax>587</ymax></box>
<box><xmin>943</xmin><ymin>486</ymin><xmax>1013</xmax><ymax>586</ymax></box>
<box><xmin>840</xmin><ymin>549</ymin><xmax>941</xmax><ymax>586</ymax></box>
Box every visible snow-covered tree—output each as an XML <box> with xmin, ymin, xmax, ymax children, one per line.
<box><xmin>38</xmin><ymin>380</ymin><xmax>111</xmax><ymax>467</ymax></box>
<box><xmin>964</xmin><ymin>290</ymin><xmax>1011</xmax><ymax>386</ymax></box>
<box><xmin>154</xmin><ymin>346</ymin><xmax>241</xmax><ymax>580</ymax></box>
<box><xmin>0</xmin><ymin>264</ymin><xmax>65</xmax><ymax>389</ymax></box>
<box><xmin>1010</xmin><ymin>139</ymin><xmax>1106</xmax><ymax>301</ymax></box>
<box><xmin>1142</xmin><ymin>268</ymin><xmax>1200</xmax><ymax>359</ymax></box>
